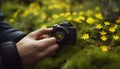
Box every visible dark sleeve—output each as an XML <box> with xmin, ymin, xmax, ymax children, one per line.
<box><xmin>0</xmin><ymin>21</ymin><xmax>26</xmax><ymax>43</ymax></box>
<box><xmin>0</xmin><ymin>56</ymin><xmax>3</xmax><ymax>69</ymax></box>
<box><xmin>0</xmin><ymin>20</ymin><xmax>26</xmax><ymax>69</ymax></box>
<box><xmin>0</xmin><ymin>41</ymin><xmax>23</xmax><ymax>69</ymax></box>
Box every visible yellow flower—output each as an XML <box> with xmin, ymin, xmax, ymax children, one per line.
<box><xmin>53</xmin><ymin>4</ymin><xmax>63</xmax><ymax>9</ymax></box>
<box><xmin>13</xmin><ymin>10</ymin><xmax>21</xmax><ymax>18</ymax></box>
<box><xmin>101</xmin><ymin>36</ymin><xmax>107</xmax><ymax>41</ymax></box>
<box><xmin>78</xmin><ymin>16</ymin><xmax>85</xmax><ymax>21</ymax></box>
<box><xmin>95</xmin><ymin>24</ymin><xmax>103</xmax><ymax>29</ymax></box>
<box><xmin>95</xmin><ymin>6</ymin><xmax>100</xmax><ymax>11</ymax></box>
<box><xmin>48</xmin><ymin>5</ymin><xmax>54</xmax><ymax>9</ymax></box>
<box><xmin>73</xmin><ymin>16</ymin><xmax>84</xmax><ymax>23</ymax></box>
<box><xmin>86</xmin><ymin>10</ymin><xmax>93</xmax><ymax>16</ymax></box>
<box><xmin>116</xmin><ymin>17</ymin><xmax>120</xmax><ymax>23</ymax></box>
<box><xmin>41</xmin><ymin>13</ymin><xmax>47</xmax><ymax>20</ymax></box>
<box><xmin>41</xmin><ymin>25</ymin><xmax>47</xmax><ymax>28</ymax></box>
<box><xmin>100</xmin><ymin>45</ymin><xmax>108</xmax><ymax>52</ymax></box>
<box><xmin>79</xmin><ymin>11</ymin><xmax>83</xmax><ymax>15</ymax></box>
<box><xmin>109</xmin><ymin>27</ymin><xmax>115</xmax><ymax>33</ymax></box>
<box><xmin>108</xmin><ymin>25</ymin><xmax>117</xmax><ymax>33</ymax></box>
<box><xmin>33</xmin><ymin>12</ymin><xmax>38</xmax><ymax>16</ymax></box>
<box><xmin>21</xmin><ymin>10</ymin><xmax>30</xmax><ymax>17</ymax></box>
<box><xmin>9</xmin><ymin>18</ymin><xmax>15</xmax><ymax>23</ymax></box>
<box><xmin>81</xmin><ymin>33</ymin><xmax>89</xmax><ymax>40</ymax></box>
<box><xmin>86</xmin><ymin>17</ymin><xmax>95</xmax><ymax>25</ymax></box>
<box><xmin>29</xmin><ymin>2</ymin><xmax>40</xmax><ymax>8</ymax></box>
<box><xmin>52</xmin><ymin>14</ymin><xmax>59</xmax><ymax>19</ymax></box>
<box><xmin>100</xmin><ymin>31</ymin><xmax>106</xmax><ymax>35</ymax></box>
<box><xmin>104</xmin><ymin>21</ymin><xmax>110</xmax><ymax>25</ymax></box>
<box><xmin>95</xmin><ymin>13</ymin><xmax>103</xmax><ymax>20</ymax></box>
<box><xmin>73</xmin><ymin>18</ymin><xmax>82</xmax><ymax>23</ymax></box>
<box><xmin>47</xmin><ymin>18</ymin><xmax>51</xmax><ymax>21</ymax></box>
<box><xmin>66</xmin><ymin>16</ymin><xmax>72</xmax><ymax>21</ymax></box>
<box><xmin>113</xmin><ymin>35</ymin><xmax>119</xmax><ymax>40</ymax></box>
<box><xmin>114</xmin><ymin>24</ymin><xmax>118</xmax><ymax>28</ymax></box>
<box><xmin>65</xmin><ymin>12</ymin><xmax>71</xmax><ymax>17</ymax></box>
<box><xmin>72</xmin><ymin>12</ymin><xmax>77</xmax><ymax>15</ymax></box>
<box><xmin>59</xmin><ymin>12</ymin><xmax>69</xmax><ymax>17</ymax></box>
<box><xmin>115</xmin><ymin>8</ymin><xmax>119</xmax><ymax>12</ymax></box>
<box><xmin>60</xmin><ymin>13</ymin><xmax>65</xmax><ymax>16</ymax></box>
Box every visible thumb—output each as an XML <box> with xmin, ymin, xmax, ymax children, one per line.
<box><xmin>29</xmin><ymin>28</ymin><xmax>53</xmax><ymax>39</ymax></box>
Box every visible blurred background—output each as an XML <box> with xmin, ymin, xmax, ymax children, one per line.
<box><xmin>1</xmin><ymin>0</ymin><xmax>120</xmax><ymax>69</ymax></box>
<box><xmin>2</xmin><ymin>0</ymin><xmax>119</xmax><ymax>33</ymax></box>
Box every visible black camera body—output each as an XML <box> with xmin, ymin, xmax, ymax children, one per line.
<box><xmin>51</xmin><ymin>22</ymin><xmax>77</xmax><ymax>45</ymax></box>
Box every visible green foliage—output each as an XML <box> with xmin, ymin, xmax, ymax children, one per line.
<box><xmin>2</xmin><ymin>0</ymin><xmax>120</xmax><ymax>69</ymax></box>
<box><xmin>62</xmin><ymin>46</ymin><xmax>120</xmax><ymax>69</ymax></box>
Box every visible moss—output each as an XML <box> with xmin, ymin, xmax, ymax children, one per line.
<box><xmin>3</xmin><ymin>0</ymin><xmax>120</xmax><ymax>69</ymax></box>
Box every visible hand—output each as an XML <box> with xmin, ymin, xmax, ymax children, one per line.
<box><xmin>16</xmin><ymin>28</ymin><xmax>59</xmax><ymax>64</ymax></box>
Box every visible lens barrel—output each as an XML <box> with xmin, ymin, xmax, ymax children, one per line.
<box><xmin>51</xmin><ymin>22</ymin><xmax>77</xmax><ymax>45</ymax></box>
<box><xmin>51</xmin><ymin>27</ymin><xmax>69</xmax><ymax>45</ymax></box>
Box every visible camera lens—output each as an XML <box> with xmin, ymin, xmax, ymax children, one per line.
<box><xmin>51</xmin><ymin>27</ymin><xmax>68</xmax><ymax>44</ymax></box>
<box><xmin>54</xmin><ymin>31</ymin><xmax>65</xmax><ymax>41</ymax></box>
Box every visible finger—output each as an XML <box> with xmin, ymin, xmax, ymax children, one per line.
<box><xmin>37</xmin><ymin>34</ymin><xmax>49</xmax><ymax>40</ymax></box>
<box><xmin>41</xmin><ymin>44</ymin><xmax>59</xmax><ymax>57</ymax></box>
<box><xmin>48</xmin><ymin>52</ymin><xmax>56</xmax><ymax>57</ymax></box>
<box><xmin>42</xmin><ymin>35</ymin><xmax>49</xmax><ymax>38</ymax></box>
<box><xmin>29</xmin><ymin>28</ymin><xmax>53</xmax><ymax>39</ymax></box>
<box><xmin>37</xmin><ymin>37</ymin><xmax>57</xmax><ymax>49</ymax></box>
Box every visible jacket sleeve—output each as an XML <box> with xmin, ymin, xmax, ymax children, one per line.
<box><xmin>0</xmin><ymin>42</ymin><xmax>23</xmax><ymax>69</ymax></box>
<box><xmin>0</xmin><ymin>21</ymin><xmax>26</xmax><ymax>43</ymax></box>
<box><xmin>0</xmin><ymin>20</ymin><xmax>26</xmax><ymax>69</ymax></box>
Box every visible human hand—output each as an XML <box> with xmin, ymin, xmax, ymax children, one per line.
<box><xmin>16</xmin><ymin>28</ymin><xmax>59</xmax><ymax>64</ymax></box>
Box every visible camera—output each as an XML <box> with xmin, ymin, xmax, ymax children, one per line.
<box><xmin>51</xmin><ymin>22</ymin><xmax>77</xmax><ymax>45</ymax></box>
